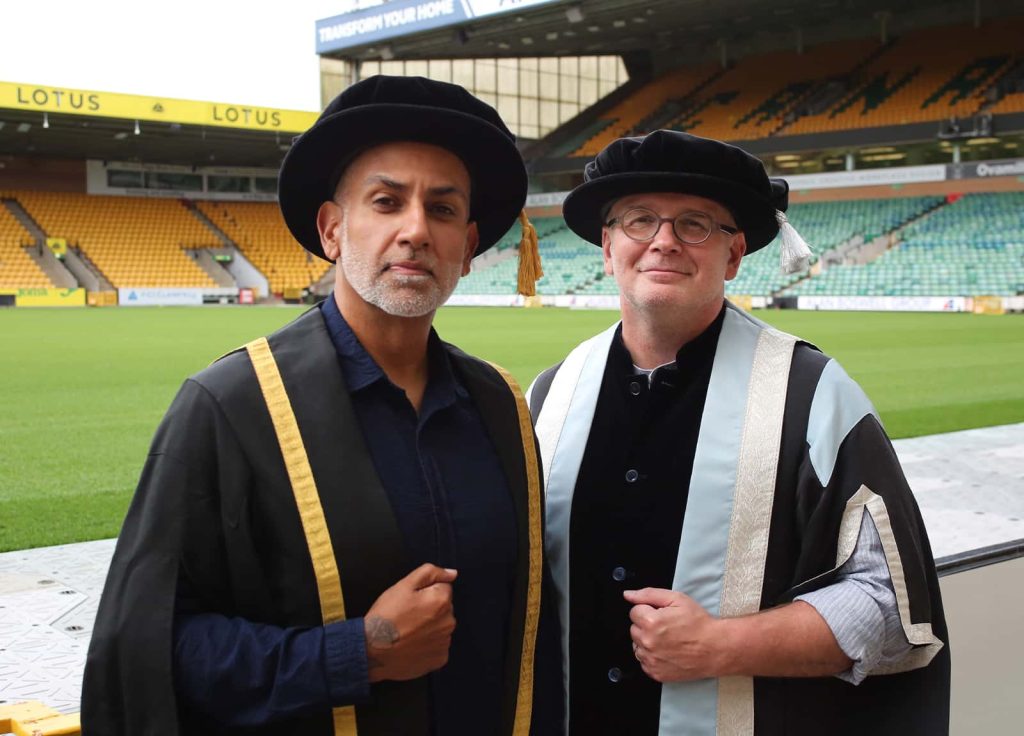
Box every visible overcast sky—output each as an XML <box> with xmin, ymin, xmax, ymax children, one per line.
<box><xmin>2</xmin><ymin>0</ymin><xmax>348</xmax><ymax>111</ymax></box>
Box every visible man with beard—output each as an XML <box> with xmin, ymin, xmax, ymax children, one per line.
<box><xmin>528</xmin><ymin>130</ymin><xmax>949</xmax><ymax>735</ymax></box>
<box><xmin>82</xmin><ymin>76</ymin><xmax>560</xmax><ymax>736</ymax></box>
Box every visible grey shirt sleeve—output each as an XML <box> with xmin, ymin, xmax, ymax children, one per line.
<box><xmin>795</xmin><ymin>511</ymin><xmax>913</xmax><ymax>685</ymax></box>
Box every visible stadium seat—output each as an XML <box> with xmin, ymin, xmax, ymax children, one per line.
<box><xmin>561</xmin><ymin>19</ymin><xmax>1023</xmax><ymax>146</ymax></box>
<box><xmin>0</xmin><ymin>200</ymin><xmax>54</xmax><ymax>288</ymax></box>
<box><xmin>571</xmin><ymin>64</ymin><xmax>721</xmax><ymax>156</ymax></box>
<box><xmin>783</xmin><ymin>193</ymin><xmax>1024</xmax><ymax>297</ymax></box>
<box><xmin>782</xmin><ymin>19</ymin><xmax>1024</xmax><ymax>134</ymax></box>
<box><xmin>459</xmin><ymin>198</ymin><xmax>960</xmax><ymax>299</ymax></box>
<box><xmin>729</xmin><ymin>196</ymin><xmax>944</xmax><ymax>295</ymax></box>
<box><xmin>11</xmin><ymin>191</ymin><xmax>220</xmax><ymax>289</ymax></box>
<box><xmin>195</xmin><ymin>201</ymin><xmax>331</xmax><ymax>295</ymax></box>
<box><xmin>668</xmin><ymin>39</ymin><xmax>880</xmax><ymax>142</ymax></box>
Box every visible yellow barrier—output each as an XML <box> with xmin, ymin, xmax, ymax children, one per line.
<box><xmin>0</xmin><ymin>701</ymin><xmax>80</xmax><ymax>736</ymax></box>
<box><xmin>0</xmin><ymin>287</ymin><xmax>87</xmax><ymax>307</ymax></box>
<box><xmin>87</xmin><ymin>290</ymin><xmax>118</xmax><ymax>307</ymax></box>
<box><xmin>972</xmin><ymin>296</ymin><xmax>1005</xmax><ymax>315</ymax></box>
<box><xmin>731</xmin><ymin>294</ymin><xmax>754</xmax><ymax>312</ymax></box>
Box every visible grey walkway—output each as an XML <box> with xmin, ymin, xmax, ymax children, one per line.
<box><xmin>1</xmin><ymin>423</ymin><xmax>1022</xmax><ymax>716</ymax></box>
<box><xmin>0</xmin><ymin>539</ymin><xmax>113</xmax><ymax>714</ymax></box>
<box><xmin>895</xmin><ymin>422</ymin><xmax>1024</xmax><ymax>559</ymax></box>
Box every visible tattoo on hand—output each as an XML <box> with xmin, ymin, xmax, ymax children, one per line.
<box><xmin>365</xmin><ymin>616</ymin><xmax>399</xmax><ymax>648</ymax></box>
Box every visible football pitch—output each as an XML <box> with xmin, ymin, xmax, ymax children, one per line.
<box><xmin>1</xmin><ymin>305</ymin><xmax>1022</xmax><ymax>552</ymax></box>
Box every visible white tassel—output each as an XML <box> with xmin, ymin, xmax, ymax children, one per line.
<box><xmin>776</xmin><ymin>210</ymin><xmax>812</xmax><ymax>274</ymax></box>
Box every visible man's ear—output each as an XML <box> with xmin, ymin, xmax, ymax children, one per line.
<box><xmin>724</xmin><ymin>231</ymin><xmax>747</xmax><ymax>281</ymax></box>
<box><xmin>461</xmin><ymin>222</ymin><xmax>480</xmax><ymax>276</ymax></box>
<box><xmin>317</xmin><ymin>201</ymin><xmax>343</xmax><ymax>261</ymax></box>
<box><xmin>602</xmin><ymin>228</ymin><xmax>614</xmax><ymax>276</ymax></box>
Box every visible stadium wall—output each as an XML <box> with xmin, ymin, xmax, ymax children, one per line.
<box><xmin>788</xmin><ymin>175</ymin><xmax>1024</xmax><ymax>203</ymax></box>
<box><xmin>523</xmin><ymin>204</ymin><xmax>563</xmax><ymax>218</ymax></box>
<box><xmin>0</xmin><ymin>157</ymin><xmax>85</xmax><ymax>192</ymax></box>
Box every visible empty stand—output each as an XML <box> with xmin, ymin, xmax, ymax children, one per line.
<box><xmin>12</xmin><ymin>192</ymin><xmax>219</xmax><ymax>288</ymax></box>
<box><xmin>571</xmin><ymin>64</ymin><xmax>721</xmax><ymax>157</ymax></box>
<box><xmin>669</xmin><ymin>39</ymin><xmax>880</xmax><ymax>142</ymax></box>
<box><xmin>533</xmin><ymin>228</ymin><xmax>604</xmax><ymax>296</ymax></box>
<box><xmin>785</xmin><ymin>193</ymin><xmax>1024</xmax><ymax>297</ymax></box>
<box><xmin>987</xmin><ymin>90</ymin><xmax>1024</xmax><ymax>115</ymax></box>
<box><xmin>985</xmin><ymin>58</ymin><xmax>1024</xmax><ymax>115</ymax></box>
<box><xmin>196</xmin><ymin>201</ymin><xmax>331</xmax><ymax>295</ymax></box>
<box><xmin>0</xmin><ymin>196</ymin><xmax>54</xmax><ymax>289</ymax></box>
<box><xmin>455</xmin><ymin>217</ymin><xmax>605</xmax><ymax>296</ymax></box>
<box><xmin>460</xmin><ymin>197</ymin><xmax>953</xmax><ymax>299</ymax></box>
<box><xmin>728</xmin><ymin>196</ymin><xmax>941</xmax><ymax>295</ymax></box>
<box><xmin>783</xmin><ymin>19</ymin><xmax>1024</xmax><ymax>134</ymax></box>
<box><xmin>559</xmin><ymin>19</ymin><xmax>1023</xmax><ymax>148</ymax></box>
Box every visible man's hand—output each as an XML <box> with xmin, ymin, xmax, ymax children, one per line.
<box><xmin>625</xmin><ymin>588</ymin><xmax>724</xmax><ymax>683</ymax></box>
<box><xmin>363</xmin><ymin>563</ymin><xmax>458</xmax><ymax>683</ymax></box>
<box><xmin>625</xmin><ymin>588</ymin><xmax>854</xmax><ymax>682</ymax></box>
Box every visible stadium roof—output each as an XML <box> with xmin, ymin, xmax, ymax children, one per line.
<box><xmin>3</xmin><ymin>0</ymin><xmax>1022</xmax><ymax>169</ymax></box>
<box><xmin>0</xmin><ymin>81</ymin><xmax>317</xmax><ymax>168</ymax></box>
<box><xmin>317</xmin><ymin>0</ymin><xmax>1024</xmax><ymax>64</ymax></box>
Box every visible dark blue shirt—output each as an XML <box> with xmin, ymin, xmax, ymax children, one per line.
<box><xmin>174</xmin><ymin>297</ymin><xmax>518</xmax><ymax>733</ymax></box>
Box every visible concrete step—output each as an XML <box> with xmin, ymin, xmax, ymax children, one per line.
<box><xmin>20</xmin><ymin>243</ymin><xmax>77</xmax><ymax>288</ymax></box>
<box><xmin>189</xmin><ymin>248</ymin><xmax>237</xmax><ymax>288</ymax></box>
<box><xmin>69</xmin><ymin>247</ymin><xmax>114</xmax><ymax>291</ymax></box>
<box><xmin>3</xmin><ymin>198</ymin><xmax>78</xmax><ymax>288</ymax></box>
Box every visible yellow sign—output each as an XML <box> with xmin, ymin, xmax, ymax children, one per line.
<box><xmin>0</xmin><ymin>81</ymin><xmax>319</xmax><ymax>133</ymax></box>
<box><xmin>731</xmin><ymin>295</ymin><xmax>754</xmax><ymax>312</ymax></box>
<box><xmin>1</xmin><ymin>287</ymin><xmax>87</xmax><ymax>307</ymax></box>
<box><xmin>87</xmin><ymin>290</ymin><xmax>118</xmax><ymax>307</ymax></box>
<box><xmin>46</xmin><ymin>237</ymin><xmax>67</xmax><ymax>257</ymax></box>
<box><xmin>972</xmin><ymin>296</ymin><xmax>1005</xmax><ymax>315</ymax></box>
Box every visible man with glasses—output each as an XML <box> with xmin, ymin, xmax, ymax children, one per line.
<box><xmin>528</xmin><ymin>130</ymin><xmax>949</xmax><ymax>735</ymax></box>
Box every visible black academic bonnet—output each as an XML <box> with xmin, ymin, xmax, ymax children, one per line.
<box><xmin>562</xmin><ymin>130</ymin><xmax>790</xmax><ymax>254</ymax></box>
<box><xmin>278</xmin><ymin>74</ymin><xmax>528</xmax><ymax>261</ymax></box>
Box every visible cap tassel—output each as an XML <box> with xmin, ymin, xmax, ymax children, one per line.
<box><xmin>777</xmin><ymin>210</ymin><xmax>812</xmax><ymax>275</ymax></box>
<box><xmin>516</xmin><ymin>209</ymin><xmax>543</xmax><ymax>297</ymax></box>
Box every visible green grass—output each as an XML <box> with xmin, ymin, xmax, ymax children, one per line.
<box><xmin>1</xmin><ymin>306</ymin><xmax>1022</xmax><ymax>551</ymax></box>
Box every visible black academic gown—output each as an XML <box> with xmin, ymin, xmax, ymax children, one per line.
<box><xmin>81</xmin><ymin>307</ymin><xmax>561</xmax><ymax>736</ymax></box>
<box><xmin>530</xmin><ymin>309</ymin><xmax>949</xmax><ymax>736</ymax></box>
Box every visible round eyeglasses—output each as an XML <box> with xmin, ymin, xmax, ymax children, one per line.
<box><xmin>605</xmin><ymin>207</ymin><xmax>739</xmax><ymax>245</ymax></box>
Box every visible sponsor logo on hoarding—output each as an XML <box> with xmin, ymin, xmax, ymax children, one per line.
<box><xmin>975</xmin><ymin>159</ymin><xmax>1024</xmax><ymax>177</ymax></box>
<box><xmin>320</xmin><ymin>0</ymin><xmax>455</xmax><ymax>42</ymax></box>
<box><xmin>119</xmin><ymin>288</ymin><xmax>206</xmax><ymax>306</ymax></box>
<box><xmin>316</xmin><ymin>0</ymin><xmax>557</xmax><ymax>52</ymax></box>
<box><xmin>12</xmin><ymin>288</ymin><xmax>86</xmax><ymax>306</ymax></box>
<box><xmin>15</xmin><ymin>86</ymin><xmax>101</xmax><ymax>112</ymax></box>
<box><xmin>796</xmin><ymin>295</ymin><xmax>969</xmax><ymax>312</ymax></box>
<box><xmin>525</xmin><ymin>191</ymin><xmax>569</xmax><ymax>207</ymax></box>
<box><xmin>785</xmin><ymin>165</ymin><xmax>946</xmax><ymax>191</ymax></box>
<box><xmin>211</xmin><ymin>106</ymin><xmax>283</xmax><ymax>128</ymax></box>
